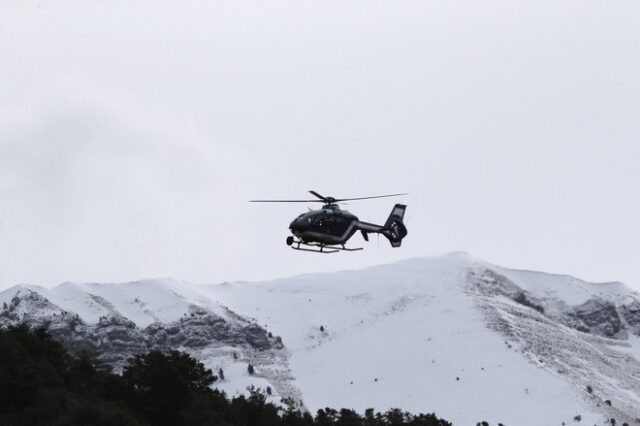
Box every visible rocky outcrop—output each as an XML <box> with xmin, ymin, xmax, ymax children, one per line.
<box><xmin>470</xmin><ymin>269</ymin><xmax>546</xmax><ymax>315</ymax></box>
<box><xmin>469</xmin><ymin>268</ymin><xmax>628</xmax><ymax>339</ymax></box>
<box><xmin>0</xmin><ymin>290</ymin><xmax>283</xmax><ymax>368</ymax></box>
<box><xmin>566</xmin><ymin>298</ymin><xmax>623</xmax><ymax>338</ymax></box>
<box><xmin>146</xmin><ymin>307</ymin><xmax>281</xmax><ymax>351</ymax></box>
<box><xmin>620</xmin><ymin>300</ymin><xmax>640</xmax><ymax>336</ymax></box>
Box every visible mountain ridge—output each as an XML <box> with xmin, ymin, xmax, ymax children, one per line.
<box><xmin>2</xmin><ymin>253</ymin><xmax>639</xmax><ymax>425</ymax></box>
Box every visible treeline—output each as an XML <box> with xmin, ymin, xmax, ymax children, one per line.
<box><xmin>0</xmin><ymin>325</ymin><xmax>451</xmax><ymax>426</ymax></box>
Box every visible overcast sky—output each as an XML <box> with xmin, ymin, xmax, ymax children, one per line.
<box><xmin>0</xmin><ymin>0</ymin><xmax>638</xmax><ymax>290</ymax></box>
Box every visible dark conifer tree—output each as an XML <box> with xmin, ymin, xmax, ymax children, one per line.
<box><xmin>0</xmin><ymin>325</ymin><xmax>454</xmax><ymax>426</ymax></box>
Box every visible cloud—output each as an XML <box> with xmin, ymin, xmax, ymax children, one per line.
<box><xmin>0</xmin><ymin>78</ymin><xmax>257</xmax><ymax>286</ymax></box>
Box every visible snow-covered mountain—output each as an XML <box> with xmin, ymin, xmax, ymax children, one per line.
<box><xmin>2</xmin><ymin>253</ymin><xmax>639</xmax><ymax>425</ymax></box>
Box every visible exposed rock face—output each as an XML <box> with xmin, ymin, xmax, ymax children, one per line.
<box><xmin>470</xmin><ymin>268</ymin><xmax>628</xmax><ymax>339</ymax></box>
<box><xmin>0</xmin><ymin>288</ymin><xmax>282</xmax><ymax>368</ymax></box>
<box><xmin>512</xmin><ymin>291</ymin><xmax>545</xmax><ymax>314</ymax></box>
<box><xmin>146</xmin><ymin>308</ymin><xmax>277</xmax><ymax>351</ymax></box>
<box><xmin>621</xmin><ymin>301</ymin><xmax>640</xmax><ymax>336</ymax></box>
<box><xmin>470</xmin><ymin>269</ymin><xmax>547</xmax><ymax>318</ymax></box>
<box><xmin>567</xmin><ymin>298</ymin><xmax>623</xmax><ymax>338</ymax></box>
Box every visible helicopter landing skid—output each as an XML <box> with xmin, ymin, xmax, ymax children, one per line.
<box><xmin>288</xmin><ymin>239</ymin><xmax>363</xmax><ymax>254</ymax></box>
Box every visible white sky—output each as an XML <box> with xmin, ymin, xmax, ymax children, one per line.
<box><xmin>0</xmin><ymin>0</ymin><xmax>638</xmax><ymax>290</ymax></box>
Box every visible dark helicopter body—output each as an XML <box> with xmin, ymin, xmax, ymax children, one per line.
<box><xmin>289</xmin><ymin>205</ymin><xmax>362</xmax><ymax>246</ymax></box>
<box><xmin>252</xmin><ymin>191</ymin><xmax>407</xmax><ymax>253</ymax></box>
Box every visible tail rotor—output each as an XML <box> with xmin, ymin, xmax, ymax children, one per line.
<box><xmin>382</xmin><ymin>204</ymin><xmax>408</xmax><ymax>247</ymax></box>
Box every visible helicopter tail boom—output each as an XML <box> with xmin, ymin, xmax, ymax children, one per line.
<box><xmin>357</xmin><ymin>204</ymin><xmax>408</xmax><ymax>248</ymax></box>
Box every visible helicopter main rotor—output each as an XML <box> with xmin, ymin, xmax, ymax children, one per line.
<box><xmin>250</xmin><ymin>190</ymin><xmax>408</xmax><ymax>205</ymax></box>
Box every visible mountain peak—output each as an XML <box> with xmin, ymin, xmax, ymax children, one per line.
<box><xmin>2</xmin><ymin>256</ymin><xmax>640</xmax><ymax>425</ymax></box>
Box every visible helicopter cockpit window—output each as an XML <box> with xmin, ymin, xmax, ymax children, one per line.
<box><xmin>326</xmin><ymin>215</ymin><xmax>349</xmax><ymax>236</ymax></box>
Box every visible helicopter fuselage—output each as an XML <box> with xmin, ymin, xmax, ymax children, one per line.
<box><xmin>289</xmin><ymin>205</ymin><xmax>360</xmax><ymax>245</ymax></box>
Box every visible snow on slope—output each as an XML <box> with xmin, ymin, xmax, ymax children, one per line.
<box><xmin>14</xmin><ymin>279</ymin><xmax>229</xmax><ymax>327</ymax></box>
<box><xmin>2</xmin><ymin>253</ymin><xmax>640</xmax><ymax>425</ymax></box>
<box><xmin>491</xmin><ymin>264</ymin><xmax>629</xmax><ymax>306</ymax></box>
<box><xmin>0</xmin><ymin>285</ymin><xmax>66</xmax><ymax>320</ymax></box>
<box><xmin>197</xmin><ymin>253</ymin><xmax>617</xmax><ymax>425</ymax></box>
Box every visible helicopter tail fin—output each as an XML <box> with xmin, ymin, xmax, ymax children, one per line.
<box><xmin>382</xmin><ymin>204</ymin><xmax>407</xmax><ymax>247</ymax></box>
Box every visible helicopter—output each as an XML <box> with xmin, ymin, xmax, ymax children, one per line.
<box><xmin>250</xmin><ymin>190</ymin><xmax>408</xmax><ymax>253</ymax></box>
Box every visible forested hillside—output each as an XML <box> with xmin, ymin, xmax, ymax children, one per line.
<box><xmin>0</xmin><ymin>325</ymin><xmax>452</xmax><ymax>426</ymax></box>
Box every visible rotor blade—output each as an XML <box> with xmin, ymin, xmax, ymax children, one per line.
<box><xmin>309</xmin><ymin>190</ymin><xmax>328</xmax><ymax>201</ymax></box>
<box><xmin>250</xmin><ymin>199</ymin><xmax>324</xmax><ymax>203</ymax></box>
<box><xmin>333</xmin><ymin>193</ymin><xmax>409</xmax><ymax>202</ymax></box>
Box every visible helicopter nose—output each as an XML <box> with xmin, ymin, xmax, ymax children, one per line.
<box><xmin>290</xmin><ymin>217</ymin><xmax>307</xmax><ymax>232</ymax></box>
